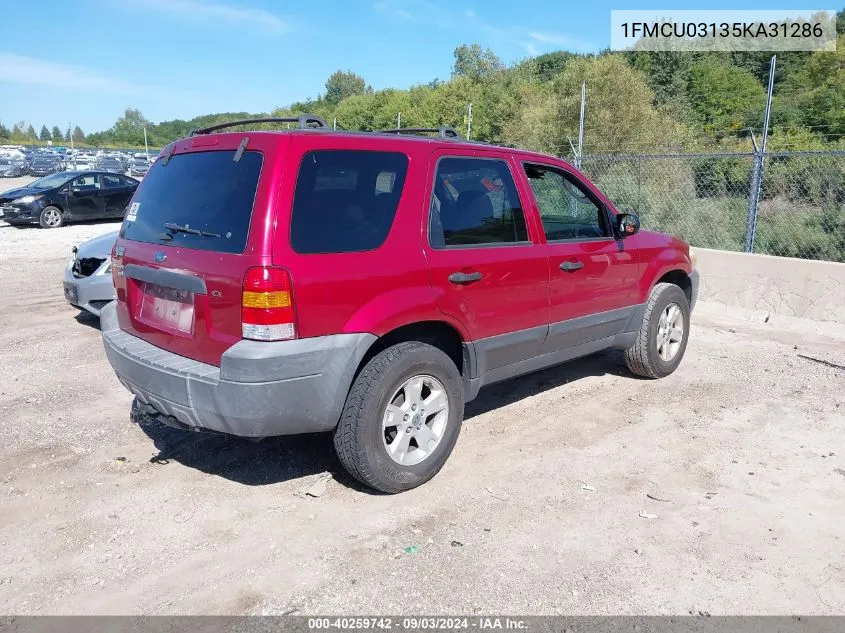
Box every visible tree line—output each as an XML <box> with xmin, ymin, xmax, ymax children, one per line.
<box><xmin>0</xmin><ymin>122</ymin><xmax>86</xmax><ymax>145</ymax></box>
<box><xmin>9</xmin><ymin>9</ymin><xmax>843</xmax><ymax>154</ymax></box>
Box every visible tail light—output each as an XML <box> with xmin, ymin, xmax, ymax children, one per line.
<box><xmin>242</xmin><ymin>267</ymin><xmax>297</xmax><ymax>341</ymax></box>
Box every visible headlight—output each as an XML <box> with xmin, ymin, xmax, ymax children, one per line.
<box><xmin>17</xmin><ymin>195</ymin><xmax>39</xmax><ymax>204</ymax></box>
<box><xmin>689</xmin><ymin>248</ymin><xmax>699</xmax><ymax>269</ymax></box>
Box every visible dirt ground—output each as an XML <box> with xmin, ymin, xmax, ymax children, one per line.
<box><xmin>1</xmin><ymin>175</ymin><xmax>845</xmax><ymax>615</ymax></box>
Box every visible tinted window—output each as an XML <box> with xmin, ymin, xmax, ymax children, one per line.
<box><xmin>429</xmin><ymin>157</ymin><xmax>528</xmax><ymax>248</ymax></box>
<box><xmin>290</xmin><ymin>150</ymin><xmax>408</xmax><ymax>254</ymax></box>
<box><xmin>524</xmin><ymin>165</ymin><xmax>608</xmax><ymax>241</ymax></box>
<box><xmin>103</xmin><ymin>174</ymin><xmax>123</xmax><ymax>188</ymax></box>
<box><xmin>120</xmin><ymin>150</ymin><xmax>263</xmax><ymax>254</ymax></box>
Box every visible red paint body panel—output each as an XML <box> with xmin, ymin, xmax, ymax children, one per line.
<box><xmin>110</xmin><ymin>129</ymin><xmax>693</xmax><ymax>369</ymax></box>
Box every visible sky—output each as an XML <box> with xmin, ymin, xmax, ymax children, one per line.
<box><xmin>0</xmin><ymin>0</ymin><xmax>831</xmax><ymax>134</ymax></box>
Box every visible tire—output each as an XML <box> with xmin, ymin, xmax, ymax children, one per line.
<box><xmin>333</xmin><ymin>341</ymin><xmax>464</xmax><ymax>493</ymax></box>
<box><xmin>624</xmin><ymin>282</ymin><xmax>690</xmax><ymax>379</ymax></box>
<box><xmin>39</xmin><ymin>206</ymin><xmax>64</xmax><ymax>229</ymax></box>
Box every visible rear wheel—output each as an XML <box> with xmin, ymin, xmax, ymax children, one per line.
<box><xmin>624</xmin><ymin>282</ymin><xmax>690</xmax><ymax>378</ymax></box>
<box><xmin>39</xmin><ymin>206</ymin><xmax>64</xmax><ymax>229</ymax></box>
<box><xmin>333</xmin><ymin>341</ymin><xmax>464</xmax><ymax>493</ymax></box>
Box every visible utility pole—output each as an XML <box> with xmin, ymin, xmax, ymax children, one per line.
<box><xmin>576</xmin><ymin>81</ymin><xmax>586</xmax><ymax>169</ymax></box>
<box><xmin>466</xmin><ymin>103</ymin><xmax>473</xmax><ymax>140</ymax></box>
<box><xmin>143</xmin><ymin>126</ymin><xmax>149</xmax><ymax>160</ymax></box>
<box><xmin>69</xmin><ymin>123</ymin><xmax>75</xmax><ymax>168</ymax></box>
<box><xmin>397</xmin><ymin>112</ymin><xmax>401</xmax><ymax>129</ymax></box>
<box><xmin>744</xmin><ymin>55</ymin><xmax>776</xmax><ymax>253</ymax></box>
<box><xmin>333</xmin><ymin>117</ymin><xmax>337</xmax><ymax>130</ymax></box>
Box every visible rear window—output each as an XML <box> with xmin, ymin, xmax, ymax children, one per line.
<box><xmin>120</xmin><ymin>150</ymin><xmax>263</xmax><ymax>254</ymax></box>
<box><xmin>290</xmin><ymin>150</ymin><xmax>408</xmax><ymax>254</ymax></box>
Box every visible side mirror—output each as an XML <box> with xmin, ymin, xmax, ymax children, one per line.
<box><xmin>616</xmin><ymin>213</ymin><xmax>640</xmax><ymax>238</ymax></box>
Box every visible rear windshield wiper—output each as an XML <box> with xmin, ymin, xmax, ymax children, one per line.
<box><xmin>162</xmin><ymin>222</ymin><xmax>221</xmax><ymax>238</ymax></box>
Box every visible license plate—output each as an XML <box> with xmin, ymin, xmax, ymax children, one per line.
<box><xmin>139</xmin><ymin>283</ymin><xmax>194</xmax><ymax>335</ymax></box>
<box><xmin>63</xmin><ymin>282</ymin><xmax>78</xmax><ymax>304</ymax></box>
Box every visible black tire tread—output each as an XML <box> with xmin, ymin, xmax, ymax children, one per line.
<box><xmin>624</xmin><ymin>282</ymin><xmax>682</xmax><ymax>379</ymax></box>
<box><xmin>333</xmin><ymin>341</ymin><xmax>456</xmax><ymax>493</ymax></box>
<box><xmin>39</xmin><ymin>206</ymin><xmax>63</xmax><ymax>229</ymax></box>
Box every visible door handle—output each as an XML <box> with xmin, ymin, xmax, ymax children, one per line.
<box><xmin>559</xmin><ymin>260</ymin><xmax>584</xmax><ymax>272</ymax></box>
<box><xmin>448</xmin><ymin>271</ymin><xmax>483</xmax><ymax>285</ymax></box>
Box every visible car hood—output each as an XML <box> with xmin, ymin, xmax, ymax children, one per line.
<box><xmin>0</xmin><ymin>186</ymin><xmax>42</xmax><ymax>200</ymax></box>
<box><xmin>75</xmin><ymin>230</ymin><xmax>120</xmax><ymax>259</ymax></box>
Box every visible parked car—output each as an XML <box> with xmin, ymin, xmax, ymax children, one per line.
<box><xmin>130</xmin><ymin>157</ymin><xmax>150</xmax><ymax>176</ymax></box>
<box><xmin>96</xmin><ymin>156</ymin><xmax>125</xmax><ymax>173</ymax></box>
<box><xmin>28</xmin><ymin>154</ymin><xmax>63</xmax><ymax>176</ymax></box>
<box><xmin>63</xmin><ymin>230</ymin><xmax>118</xmax><ymax>316</ymax></box>
<box><xmin>72</xmin><ymin>156</ymin><xmax>94</xmax><ymax>171</ymax></box>
<box><xmin>101</xmin><ymin>116</ymin><xmax>698</xmax><ymax>493</ymax></box>
<box><xmin>0</xmin><ymin>171</ymin><xmax>139</xmax><ymax>228</ymax></box>
<box><xmin>0</xmin><ymin>157</ymin><xmax>27</xmax><ymax>177</ymax></box>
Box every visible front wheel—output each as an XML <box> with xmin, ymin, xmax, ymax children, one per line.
<box><xmin>624</xmin><ymin>282</ymin><xmax>690</xmax><ymax>378</ymax></box>
<box><xmin>39</xmin><ymin>206</ymin><xmax>64</xmax><ymax>229</ymax></box>
<box><xmin>333</xmin><ymin>342</ymin><xmax>464</xmax><ymax>493</ymax></box>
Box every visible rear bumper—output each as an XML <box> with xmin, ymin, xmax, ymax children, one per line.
<box><xmin>100</xmin><ymin>303</ymin><xmax>375</xmax><ymax>437</ymax></box>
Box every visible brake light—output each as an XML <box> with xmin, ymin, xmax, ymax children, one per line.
<box><xmin>242</xmin><ymin>267</ymin><xmax>297</xmax><ymax>341</ymax></box>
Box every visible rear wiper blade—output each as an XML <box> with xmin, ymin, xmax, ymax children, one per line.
<box><xmin>163</xmin><ymin>222</ymin><xmax>221</xmax><ymax>238</ymax></box>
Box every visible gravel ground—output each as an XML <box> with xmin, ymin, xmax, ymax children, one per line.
<box><xmin>1</xmin><ymin>173</ymin><xmax>844</xmax><ymax>615</ymax></box>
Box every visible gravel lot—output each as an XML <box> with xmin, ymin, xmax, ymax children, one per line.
<box><xmin>1</xmin><ymin>174</ymin><xmax>845</xmax><ymax>615</ymax></box>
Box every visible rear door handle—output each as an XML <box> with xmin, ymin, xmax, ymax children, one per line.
<box><xmin>448</xmin><ymin>271</ymin><xmax>483</xmax><ymax>284</ymax></box>
<box><xmin>559</xmin><ymin>261</ymin><xmax>584</xmax><ymax>272</ymax></box>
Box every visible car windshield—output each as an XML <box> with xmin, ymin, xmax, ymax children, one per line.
<box><xmin>29</xmin><ymin>173</ymin><xmax>73</xmax><ymax>189</ymax></box>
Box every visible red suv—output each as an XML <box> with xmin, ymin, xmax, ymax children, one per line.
<box><xmin>101</xmin><ymin>115</ymin><xmax>698</xmax><ymax>493</ymax></box>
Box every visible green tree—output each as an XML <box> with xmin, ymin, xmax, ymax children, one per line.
<box><xmin>109</xmin><ymin>108</ymin><xmax>151</xmax><ymax>146</ymax></box>
<box><xmin>452</xmin><ymin>44</ymin><xmax>504</xmax><ymax>81</ymax></box>
<box><xmin>11</xmin><ymin>123</ymin><xmax>26</xmax><ymax>141</ymax></box>
<box><xmin>0</xmin><ymin>122</ymin><xmax>10</xmax><ymax>140</ymax></box>
<box><xmin>687</xmin><ymin>59</ymin><xmax>766</xmax><ymax>135</ymax></box>
<box><xmin>72</xmin><ymin>126</ymin><xmax>86</xmax><ymax>143</ymax></box>
<box><xmin>506</xmin><ymin>55</ymin><xmax>687</xmax><ymax>155</ymax></box>
<box><xmin>51</xmin><ymin>125</ymin><xmax>63</xmax><ymax>142</ymax></box>
<box><xmin>39</xmin><ymin>125</ymin><xmax>51</xmax><ymax>141</ymax></box>
<box><xmin>324</xmin><ymin>70</ymin><xmax>369</xmax><ymax>105</ymax></box>
<box><xmin>26</xmin><ymin>125</ymin><xmax>36</xmax><ymax>140</ymax></box>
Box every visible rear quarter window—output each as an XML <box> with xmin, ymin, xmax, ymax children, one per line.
<box><xmin>120</xmin><ymin>150</ymin><xmax>262</xmax><ymax>254</ymax></box>
<box><xmin>290</xmin><ymin>150</ymin><xmax>409</xmax><ymax>254</ymax></box>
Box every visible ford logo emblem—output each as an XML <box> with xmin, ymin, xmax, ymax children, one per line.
<box><xmin>154</xmin><ymin>251</ymin><xmax>167</xmax><ymax>263</ymax></box>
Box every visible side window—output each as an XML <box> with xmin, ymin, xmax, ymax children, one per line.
<box><xmin>290</xmin><ymin>150</ymin><xmax>409</xmax><ymax>254</ymax></box>
<box><xmin>429</xmin><ymin>157</ymin><xmax>528</xmax><ymax>248</ymax></box>
<box><xmin>103</xmin><ymin>174</ymin><xmax>122</xmax><ymax>189</ymax></box>
<box><xmin>72</xmin><ymin>175</ymin><xmax>100</xmax><ymax>190</ymax></box>
<box><xmin>524</xmin><ymin>164</ymin><xmax>608</xmax><ymax>241</ymax></box>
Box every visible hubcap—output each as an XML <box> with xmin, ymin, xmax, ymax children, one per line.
<box><xmin>382</xmin><ymin>374</ymin><xmax>449</xmax><ymax>466</ymax></box>
<box><xmin>44</xmin><ymin>209</ymin><xmax>61</xmax><ymax>227</ymax></box>
<box><xmin>656</xmin><ymin>302</ymin><xmax>684</xmax><ymax>362</ymax></box>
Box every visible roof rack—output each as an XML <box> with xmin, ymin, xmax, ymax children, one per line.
<box><xmin>190</xmin><ymin>114</ymin><xmax>327</xmax><ymax>136</ymax></box>
<box><xmin>379</xmin><ymin>126</ymin><xmax>461</xmax><ymax>139</ymax></box>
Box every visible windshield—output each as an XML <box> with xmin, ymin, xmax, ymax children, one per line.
<box><xmin>29</xmin><ymin>173</ymin><xmax>73</xmax><ymax>189</ymax></box>
<box><xmin>120</xmin><ymin>149</ymin><xmax>263</xmax><ymax>254</ymax></box>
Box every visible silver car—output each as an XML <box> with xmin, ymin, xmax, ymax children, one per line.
<box><xmin>63</xmin><ymin>230</ymin><xmax>118</xmax><ymax>317</ymax></box>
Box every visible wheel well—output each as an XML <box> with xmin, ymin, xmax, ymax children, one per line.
<box><xmin>357</xmin><ymin>321</ymin><xmax>464</xmax><ymax>377</ymax></box>
<box><xmin>656</xmin><ymin>269</ymin><xmax>692</xmax><ymax>304</ymax></box>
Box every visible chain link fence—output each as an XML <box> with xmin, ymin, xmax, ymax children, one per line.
<box><xmin>579</xmin><ymin>150</ymin><xmax>845</xmax><ymax>263</ymax></box>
